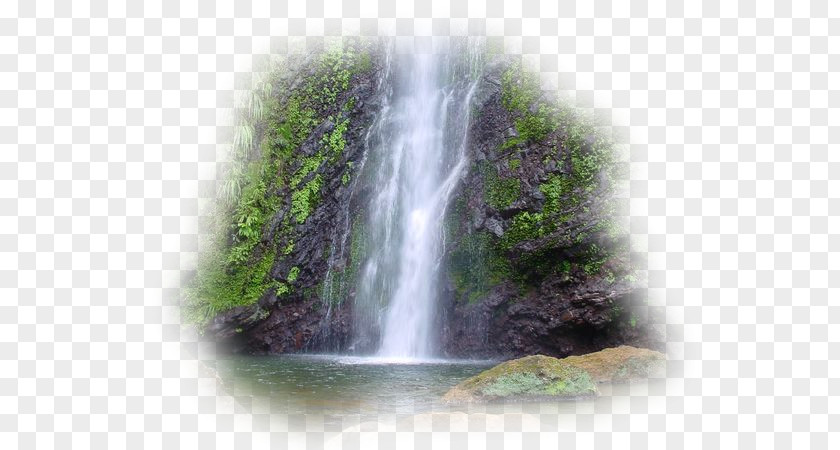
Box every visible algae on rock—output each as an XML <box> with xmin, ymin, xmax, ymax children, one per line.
<box><xmin>442</xmin><ymin>355</ymin><xmax>597</xmax><ymax>404</ymax></box>
<box><xmin>442</xmin><ymin>346</ymin><xmax>665</xmax><ymax>405</ymax></box>
<box><xmin>563</xmin><ymin>345</ymin><xmax>665</xmax><ymax>383</ymax></box>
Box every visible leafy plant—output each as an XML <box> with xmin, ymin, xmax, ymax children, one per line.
<box><xmin>287</xmin><ymin>266</ymin><xmax>300</xmax><ymax>283</ymax></box>
<box><xmin>291</xmin><ymin>174</ymin><xmax>323</xmax><ymax>224</ymax></box>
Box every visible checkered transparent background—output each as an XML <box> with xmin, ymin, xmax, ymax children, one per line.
<box><xmin>2</xmin><ymin>0</ymin><xmax>837</xmax><ymax>448</ymax></box>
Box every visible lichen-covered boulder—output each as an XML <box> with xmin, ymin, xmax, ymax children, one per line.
<box><xmin>562</xmin><ymin>345</ymin><xmax>665</xmax><ymax>383</ymax></box>
<box><xmin>442</xmin><ymin>355</ymin><xmax>597</xmax><ymax>404</ymax></box>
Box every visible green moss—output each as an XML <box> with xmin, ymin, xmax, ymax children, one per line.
<box><xmin>444</xmin><ymin>355</ymin><xmax>597</xmax><ymax>403</ymax></box>
<box><xmin>349</xmin><ymin>214</ymin><xmax>367</xmax><ymax>269</ymax></box>
<box><xmin>487</xmin><ymin>180</ymin><xmax>520</xmax><ymax>210</ymax></box>
<box><xmin>484</xmin><ymin>166</ymin><xmax>521</xmax><ymax>210</ymax></box>
<box><xmin>512</xmin><ymin>105</ymin><xmax>554</xmax><ymax>142</ymax></box>
<box><xmin>508</xmin><ymin>158</ymin><xmax>521</xmax><ymax>170</ymax></box>
<box><xmin>500</xmin><ymin>211</ymin><xmax>551</xmax><ymax>250</ymax></box>
<box><xmin>321</xmin><ymin>214</ymin><xmax>368</xmax><ymax>306</ymax></box>
<box><xmin>448</xmin><ymin>231</ymin><xmax>512</xmax><ymax>303</ymax></box>
<box><xmin>480</xmin><ymin>372</ymin><xmax>544</xmax><ymax>397</ymax></box>
<box><xmin>562</xmin><ymin>346</ymin><xmax>666</xmax><ymax>383</ymax></box>
<box><xmin>513</xmin><ymin>247</ymin><xmax>573</xmax><ymax>285</ymax></box>
<box><xmin>501</xmin><ymin>64</ymin><xmax>540</xmax><ymax>114</ymax></box>
<box><xmin>444</xmin><ymin>195</ymin><xmax>466</xmax><ymax>239</ymax></box>
<box><xmin>500</xmin><ymin>64</ymin><xmax>557</xmax><ymax>147</ymax></box>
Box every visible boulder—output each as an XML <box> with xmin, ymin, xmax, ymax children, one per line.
<box><xmin>442</xmin><ymin>346</ymin><xmax>666</xmax><ymax>404</ymax></box>
<box><xmin>562</xmin><ymin>345</ymin><xmax>665</xmax><ymax>383</ymax></box>
<box><xmin>442</xmin><ymin>355</ymin><xmax>597</xmax><ymax>404</ymax></box>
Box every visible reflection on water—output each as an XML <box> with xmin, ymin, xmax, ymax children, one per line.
<box><xmin>214</xmin><ymin>354</ymin><xmax>497</xmax><ymax>415</ymax></box>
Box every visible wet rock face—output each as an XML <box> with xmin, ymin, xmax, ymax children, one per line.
<box><xmin>437</xmin><ymin>61</ymin><xmax>661</xmax><ymax>359</ymax></box>
<box><xmin>209</xmin><ymin>297</ymin><xmax>352</xmax><ymax>354</ymax></box>
<box><xmin>206</xmin><ymin>50</ymin><xmax>662</xmax><ymax>358</ymax></box>
<box><xmin>205</xmin><ymin>47</ymin><xmax>387</xmax><ymax>355</ymax></box>
<box><xmin>440</xmin><ymin>280</ymin><xmax>661</xmax><ymax>359</ymax></box>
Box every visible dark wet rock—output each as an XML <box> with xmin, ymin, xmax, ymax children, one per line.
<box><xmin>483</xmin><ymin>217</ymin><xmax>504</xmax><ymax>237</ymax></box>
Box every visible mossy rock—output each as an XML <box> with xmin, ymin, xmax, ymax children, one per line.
<box><xmin>442</xmin><ymin>355</ymin><xmax>597</xmax><ymax>404</ymax></box>
<box><xmin>561</xmin><ymin>345</ymin><xmax>665</xmax><ymax>383</ymax></box>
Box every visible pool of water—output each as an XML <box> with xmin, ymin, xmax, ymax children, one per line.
<box><xmin>214</xmin><ymin>354</ymin><xmax>498</xmax><ymax>415</ymax></box>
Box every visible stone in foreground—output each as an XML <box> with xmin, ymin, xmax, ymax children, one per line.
<box><xmin>442</xmin><ymin>355</ymin><xmax>597</xmax><ymax>404</ymax></box>
<box><xmin>563</xmin><ymin>345</ymin><xmax>665</xmax><ymax>383</ymax></box>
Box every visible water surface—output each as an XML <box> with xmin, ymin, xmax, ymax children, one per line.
<box><xmin>216</xmin><ymin>354</ymin><xmax>496</xmax><ymax>415</ymax></box>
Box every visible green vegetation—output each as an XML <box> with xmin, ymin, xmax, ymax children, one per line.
<box><xmin>341</xmin><ymin>161</ymin><xmax>353</xmax><ymax>186</ymax></box>
<box><xmin>349</xmin><ymin>215</ymin><xmax>367</xmax><ymax>269</ymax></box>
<box><xmin>291</xmin><ymin>174</ymin><xmax>323</xmax><ymax>224</ymax></box>
<box><xmin>323</xmin><ymin>116</ymin><xmax>350</xmax><ymax>161</ymax></box>
<box><xmin>290</xmin><ymin>153</ymin><xmax>324</xmax><ymax>186</ymax></box>
<box><xmin>320</xmin><ymin>214</ymin><xmax>368</xmax><ymax>306</ymax></box>
<box><xmin>184</xmin><ymin>42</ymin><xmax>375</xmax><ymax>326</ymax></box>
<box><xmin>183</xmin><ymin>248</ymin><xmax>277</xmax><ymax>326</ymax></box>
<box><xmin>500</xmin><ymin>64</ymin><xmax>557</xmax><ymax>148</ymax></box>
<box><xmin>448</xmin><ymin>232</ymin><xmax>513</xmax><ymax>304</ymax></box>
<box><xmin>581</xmin><ymin>243</ymin><xmax>610</xmax><ymax>275</ymax></box>
<box><xmin>186</xmin><ymin>48</ymin><xmax>629</xmax><ymax>326</ymax></box>
<box><xmin>484</xmin><ymin>165</ymin><xmax>521</xmax><ymax>210</ymax></box>
<box><xmin>499</xmin><ymin>211</ymin><xmax>546</xmax><ymax>250</ymax></box>
<box><xmin>443</xmin><ymin>62</ymin><xmax>628</xmax><ymax>305</ymax></box>
<box><xmin>495</xmin><ymin>64</ymin><xmax>624</xmax><ymax>275</ymax></box>
<box><xmin>283</xmin><ymin>96</ymin><xmax>319</xmax><ymax>146</ymax></box>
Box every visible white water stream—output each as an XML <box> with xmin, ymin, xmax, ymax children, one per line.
<box><xmin>350</xmin><ymin>43</ymin><xmax>481</xmax><ymax>358</ymax></box>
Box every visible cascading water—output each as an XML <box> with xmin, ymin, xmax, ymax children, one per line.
<box><xmin>345</xmin><ymin>42</ymin><xmax>482</xmax><ymax>359</ymax></box>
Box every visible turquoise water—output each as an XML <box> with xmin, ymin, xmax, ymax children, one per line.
<box><xmin>215</xmin><ymin>354</ymin><xmax>496</xmax><ymax>415</ymax></box>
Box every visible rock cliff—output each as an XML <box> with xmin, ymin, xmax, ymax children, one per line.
<box><xmin>184</xmin><ymin>40</ymin><xmax>662</xmax><ymax>358</ymax></box>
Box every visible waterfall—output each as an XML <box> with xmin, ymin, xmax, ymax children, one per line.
<box><xmin>348</xmin><ymin>41</ymin><xmax>482</xmax><ymax>359</ymax></box>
